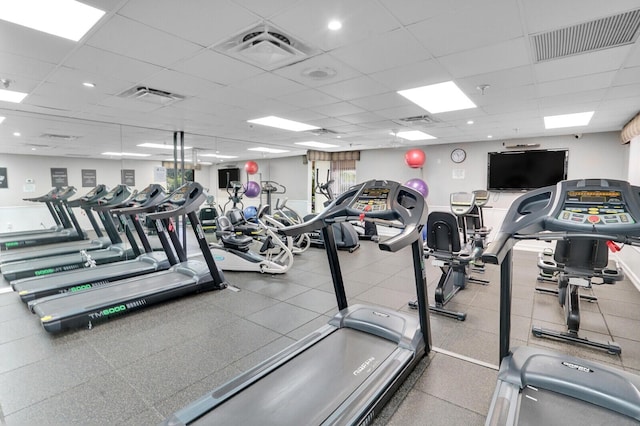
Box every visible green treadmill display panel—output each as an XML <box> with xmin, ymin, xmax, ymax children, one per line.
<box><xmin>559</xmin><ymin>190</ymin><xmax>635</xmax><ymax>225</ymax></box>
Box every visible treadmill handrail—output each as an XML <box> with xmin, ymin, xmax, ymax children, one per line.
<box><xmin>147</xmin><ymin>183</ymin><xmax>206</xmax><ymax>220</ymax></box>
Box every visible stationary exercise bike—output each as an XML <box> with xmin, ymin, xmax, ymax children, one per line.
<box><xmin>409</xmin><ymin>192</ymin><xmax>489</xmax><ymax>320</ymax></box>
<box><xmin>198</xmin><ymin>195</ymin><xmax>218</xmax><ymax>233</ymax></box>
<box><xmin>304</xmin><ymin>170</ymin><xmax>360</xmax><ymax>252</ymax></box>
<box><xmin>533</xmin><ymin>238</ymin><xmax>624</xmax><ymax>354</ymax></box>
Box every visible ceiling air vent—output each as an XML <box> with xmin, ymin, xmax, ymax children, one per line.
<box><xmin>307</xmin><ymin>128</ymin><xmax>341</xmax><ymax>136</ymax></box>
<box><xmin>214</xmin><ymin>23</ymin><xmax>318</xmax><ymax>71</ymax></box>
<box><xmin>40</xmin><ymin>133</ymin><xmax>79</xmax><ymax>141</ymax></box>
<box><xmin>395</xmin><ymin>114</ymin><xmax>441</xmax><ymax>126</ymax></box>
<box><xmin>118</xmin><ymin>86</ymin><xmax>185</xmax><ymax>106</ymax></box>
<box><xmin>531</xmin><ymin>9</ymin><xmax>640</xmax><ymax>62</ymax></box>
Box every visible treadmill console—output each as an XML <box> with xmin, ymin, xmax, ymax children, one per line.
<box><xmin>54</xmin><ymin>186</ymin><xmax>77</xmax><ymax>200</ymax></box>
<box><xmin>557</xmin><ymin>190</ymin><xmax>634</xmax><ymax>226</ymax></box>
<box><xmin>352</xmin><ymin>186</ymin><xmax>391</xmax><ymax>212</ymax></box>
<box><xmin>167</xmin><ymin>184</ymin><xmax>192</xmax><ymax>205</ymax></box>
<box><xmin>450</xmin><ymin>192</ymin><xmax>476</xmax><ymax>216</ymax></box>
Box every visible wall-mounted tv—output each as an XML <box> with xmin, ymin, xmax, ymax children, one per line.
<box><xmin>218</xmin><ymin>167</ymin><xmax>240</xmax><ymax>189</ymax></box>
<box><xmin>487</xmin><ymin>150</ymin><xmax>568</xmax><ymax>191</ymax></box>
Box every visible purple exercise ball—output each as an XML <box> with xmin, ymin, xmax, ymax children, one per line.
<box><xmin>404</xmin><ymin>178</ymin><xmax>429</xmax><ymax>198</ymax></box>
<box><xmin>244</xmin><ymin>181</ymin><xmax>261</xmax><ymax>198</ymax></box>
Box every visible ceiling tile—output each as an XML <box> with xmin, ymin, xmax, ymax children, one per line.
<box><xmin>231</xmin><ymin>72</ymin><xmax>308</xmax><ymax>97</ymax></box>
<box><xmin>86</xmin><ymin>15</ymin><xmax>202</xmax><ymax>68</ymax></box>
<box><xmin>311</xmin><ymin>102</ymin><xmax>365</xmax><ymax>117</ymax></box>
<box><xmin>0</xmin><ymin>21</ymin><xmax>75</xmax><ymax>64</ymax></box>
<box><xmin>140</xmin><ymin>70</ymin><xmax>224</xmax><ymax>98</ymax></box>
<box><xmin>273</xmin><ymin>53</ymin><xmax>362</xmax><ymax>87</ymax></box>
<box><xmin>536</xmin><ymin>72</ymin><xmax>616</xmax><ymax>97</ymax></box>
<box><xmin>278</xmin><ymin>89</ymin><xmax>341</xmax><ymax>108</ymax></box>
<box><xmin>377</xmin><ymin>0</ymin><xmax>467</xmax><ymax>26</ymax></box>
<box><xmin>534</xmin><ymin>45</ymin><xmax>634</xmax><ymax>82</ymax></box>
<box><xmin>613</xmin><ymin>66</ymin><xmax>640</xmax><ymax>86</ymax></box>
<box><xmin>64</xmin><ymin>46</ymin><xmax>163</xmax><ymax>83</ymax></box>
<box><xmin>349</xmin><ymin>92</ymin><xmax>407</xmax><ymax>111</ymax></box>
<box><xmin>171</xmin><ymin>50</ymin><xmax>263</xmax><ymax>85</ymax></box>
<box><xmin>316</xmin><ymin>76</ymin><xmax>388</xmax><ymax>100</ymax></box>
<box><xmin>369</xmin><ymin>59</ymin><xmax>452</xmax><ymax>91</ymax></box>
<box><xmin>407</xmin><ymin>0</ymin><xmax>522</xmax><ymax>57</ymax></box>
<box><xmin>439</xmin><ymin>38</ymin><xmax>530</xmax><ymax>78</ymax></box>
<box><xmin>330</xmin><ymin>28</ymin><xmax>431</xmax><ymax>74</ymax></box>
<box><xmin>118</xmin><ymin>0</ymin><xmax>259</xmax><ymax>46</ymax></box>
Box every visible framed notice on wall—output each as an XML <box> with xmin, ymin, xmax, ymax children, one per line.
<box><xmin>121</xmin><ymin>169</ymin><xmax>135</xmax><ymax>186</ymax></box>
<box><xmin>81</xmin><ymin>169</ymin><xmax>97</xmax><ymax>187</ymax></box>
<box><xmin>0</xmin><ymin>167</ymin><xmax>7</xmax><ymax>189</ymax></box>
<box><xmin>50</xmin><ymin>168</ymin><xmax>68</xmax><ymax>187</ymax></box>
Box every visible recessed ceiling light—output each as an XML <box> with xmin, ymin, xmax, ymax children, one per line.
<box><xmin>487</xmin><ymin>135</ymin><xmax>493</xmax><ymax>138</ymax></box>
<box><xmin>248</xmin><ymin>147</ymin><xmax>289</xmax><ymax>154</ymax></box>
<box><xmin>198</xmin><ymin>161</ymin><xmax>213</xmax><ymax>166</ymax></box>
<box><xmin>0</xmin><ymin>0</ymin><xmax>105</xmax><ymax>41</ymax></box>
<box><xmin>544</xmin><ymin>111</ymin><xmax>594</xmax><ymax>129</ymax></box>
<box><xmin>13</xmin><ymin>132</ymin><xmax>20</xmax><ymax>136</ymax></box>
<box><xmin>467</xmin><ymin>120</ymin><xmax>474</xmax><ymax>125</ymax></box>
<box><xmin>137</xmin><ymin>143</ymin><xmax>192</xmax><ymax>150</ymax></box>
<box><xmin>0</xmin><ymin>116</ymin><xmax>5</xmax><ymax>124</ymax></box>
<box><xmin>328</xmin><ymin>20</ymin><xmax>342</xmax><ymax>31</ymax></box>
<box><xmin>294</xmin><ymin>141</ymin><xmax>339</xmax><ymax>148</ymax></box>
<box><xmin>163</xmin><ymin>158</ymin><xmax>192</xmax><ymax>162</ymax></box>
<box><xmin>31</xmin><ymin>147</ymin><xmax>36</xmax><ymax>151</ymax></box>
<box><xmin>398</xmin><ymin>81</ymin><xmax>476</xmax><ymax>114</ymax></box>
<box><xmin>101</xmin><ymin>152</ymin><xmax>151</xmax><ymax>157</ymax></box>
<box><xmin>247</xmin><ymin>116</ymin><xmax>320</xmax><ymax>132</ymax></box>
<box><xmin>0</xmin><ymin>88</ymin><xmax>28</xmax><ymax>103</ymax></box>
<box><xmin>395</xmin><ymin>130</ymin><xmax>436</xmax><ymax>141</ymax></box>
<box><xmin>200</xmin><ymin>153</ymin><xmax>238</xmax><ymax>159</ymax></box>
<box><xmin>82</xmin><ymin>82</ymin><xmax>95</xmax><ymax>88</ymax></box>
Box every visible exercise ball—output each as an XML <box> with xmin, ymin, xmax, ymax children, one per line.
<box><xmin>244</xmin><ymin>181</ymin><xmax>261</xmax><ymax>198</ymax></box>
<box><xmin>404</xmin><ymin>178</ymin><xmax>429</xmax><ymax>198</ymax></box>
<box><xmin>244</xmin><ymin>206</ymin><xmax>258</xmax><ymax>221</ymax></box>
<box><xmin>404</xmin><ymin>149</ymin><xmax>426</xmax><ymax>168</ymax></box>
<box><xmin>245</xmin><ymin>161</ymin><xmax>259</xmax><ymax>175</ymax></box>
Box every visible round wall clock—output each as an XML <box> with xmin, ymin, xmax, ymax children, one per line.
<box><xmin>451</xmin><ymin>148</ymin><xmax>466</xmax><ymax>163</ymax></box>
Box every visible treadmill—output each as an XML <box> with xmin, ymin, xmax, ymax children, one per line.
<box><xmin>482</xmin><ymin>178</ymin><xmax>640</xmax><ymax>425</ymax></box>
<box><xmin>0</xmin><ymin>186</ymin><xmax>85</xmax><ymax>250</ymax></box>
<box><xmin>163</xmin><ymin>179</ymin><xmax>432</xmax><ymax>426</ymax></box>
<box><xmin>1</xmin><ymin>185</ymin><xmax>134</xmax><ymax>281</ymax></box>
<box><xmin>29</xmin><ymin>181</ymin><xmax>228</xmax><ymax>333</ymax></box>
<box><xmin>0</xmin><ymin>185</ymin><xmax>110</xmax><ymax>265</ymax></box>
<box><xmin>12</xmin><ymin>184</ymin><xmax>170</xmax><ymax>302</ymax></box>
<box><xmin>0</xmin><ymin>187</ymin><xmax>66</xmax><ymax>239</ymax></box>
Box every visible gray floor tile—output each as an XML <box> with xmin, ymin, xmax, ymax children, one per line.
<box><xmin>246</xmin><ymin>302</ymin><xmax>319</xmax><ymax>334</ymax></box>
<box><xmin>387</xmin><ymin>391</ymin><xmax>486</xmax><ymax>426</ymax></box>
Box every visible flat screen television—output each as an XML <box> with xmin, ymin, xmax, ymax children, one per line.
<box><xmin>487</xmin><ymin>150</ymin><xmax>568</xmax><ymax>191</ymax></box>
<box><xmin>218</xmin><ymin>167</ymin><xmax>240</xmax><ymax>189</ymax></box>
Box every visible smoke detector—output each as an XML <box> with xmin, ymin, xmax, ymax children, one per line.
<box><xmin>301</xmin><ymin>67</ymin><xmax>337</xmax><ymax>80</ymax></box>
<box><xmin>214</xmin><ymin>23</ymin><xmax>318</xmax><ymax>71</ymax></box>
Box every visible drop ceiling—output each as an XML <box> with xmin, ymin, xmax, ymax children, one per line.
<box><xmin>0</xmin><ymin>0</ymin><xmax>639</xmax><ymax>163</ymax></box>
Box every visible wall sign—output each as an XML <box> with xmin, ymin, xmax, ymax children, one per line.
<box><xmin>81</xmin><ymin>169</ymin><xmax>97</xmax><ymax>187</ymax></box>
<box><xmin>0</xmin><ymin>167</ymin><xmax>7</xmax><ymax>189</ymax></box>
<box><xmin>121</xmin><ymin>169</ymin><xmax>135</xmax><ymax>186</ymax></box>
<box><xmin>50</xmin><ymin>168</ymin><xmax>68</xmax><ymax>187</ymax></box>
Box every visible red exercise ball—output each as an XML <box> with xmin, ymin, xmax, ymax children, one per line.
<box><xmin>404</xmin><ymin>149</ymin><xmax>426</xmax><ymax>168</ymax></box>
<box><xmin>245</xmin><ymin>161</ymin><xmax>259</xmax><ymax>175</ymax></box>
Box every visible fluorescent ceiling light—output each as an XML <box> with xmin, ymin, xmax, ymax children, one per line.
<box><xmin>544</xmin><ymin>111</ymin><xmax>594</xmax><ymax>129</ymax></box>
<box><xmin>13</xmin><ymin>132</ymin><xmax>21</xmax><ymax>137</ymax></box>
<box><xmin>101</xmin><ymin>152</ymin><xmax>151</xmax><ymax>157</ymax></box>
<box><xmin>328</xmin><ymin>20</ymin><xmax>342</xmax><ymax>31</ymax></box>
<box><xmin>0</xmin><ymin>88</ymin><xmax>28</xmax><ymax>103</ymax></box>
<box><xmin>294</xmin><ymin>141</ymin><xmax>339</xmax><ymax>148</ymax></box>
<box><xmin>248</xmin><ymin>147</ymin><xmax>290</xmax><ymax>154</ymax></box>
<box><xmin>247</xmin><ymin>116</ymin><xmax>320</xmax><ymax>132</ymax></box>
<box><xmin>200</xmin><ymin>153</ymin><xmax>238</xmax><ymax>159</ymax></box>
<box><xmin>163</xmin><ymin>158</ymin><xmax>192</xmax><ymax>162</ymax></box>
<box><xmin>0</xmin><ymin>0</ymin><xmax>105</xmax><ymax>42</ymax></box>
<box><xmin>198</xmin><ymin>161</ymin><xmax>213</xmax><ymax>165</ymax></box>
<box><xmin>138</xmin><ymin>143</ymin><xmax>192</xmax><ymax>150</ymax></box>
<box><xmin>82</xmin><ymin>82</ymin><xmax>95</xmax><ymax>88</ymax></box>
<box><xmin>395</xmin><ymin>130</ymin><xmax>436</xmax><ymax>141</ymax></box>
<box><xmin>0</xmin><ymin>116</ymin><xmax>5</xmax><ymax>124</ymax></box>
<box><xmin>397</xmin><ymin>81</ymin><xmax>476</xmax><ymax>114</ymax></box>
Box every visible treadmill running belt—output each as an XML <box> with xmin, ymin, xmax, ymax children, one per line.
<box><xmin>519</xmin><ymin>386</ymin><xmax>638</xmax><ymax>425</ymax></box>
<box><xmin>194</xmin><ymin>328</ymin><xmax>398</xmax><ymax>425</ymax></box>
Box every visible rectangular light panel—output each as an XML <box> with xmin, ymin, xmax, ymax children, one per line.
<box><xmin>0</xmin><ymin>0</ymin><xmax>105</xmax><ymax>42</ymax></box>
<box><xmin>544</xmin><ymin>111</ymin><xmax>594</xmax><ymax>129</ymax></box>
<box><xmin>138</xmin><ymin>143</ymin><xmax>192</xmax><ymax>150</ymax></box>
<box><xmin>248</xmin><ymin>147</ymin><xmax>290</xmax><ymax>154</ymax></box>
<box><xmin>395</xmin><ymin>130</ymin><xmax>436</xmax><ymax>141</ymax></box>
<box><xmin>0</xmin><ymin>89</ymin><xmax>28</xmax><ymax>103</ymax></box>
<box><xmin>101</xmin><ymin>152</ymin><xmax>151</xmax><ymax>157</ymax></box>
<box><xmin>398</xmin><ymin>81</ymin><xmax>476</xmax><ymax>114</ymax></box>
<box><xmin>247</xmin><ymin>116</ymin><xmax>320</xmax><ymax>132</ymax></box>
<box><xmin>200</xmin><ymin>153</ymin><xmax>238</xmax><ymax>159</ymax></box>
<box><xmin>294</xmin><ymin>141</ymin><xmax>339</xmax><ymax>148</ymax></box>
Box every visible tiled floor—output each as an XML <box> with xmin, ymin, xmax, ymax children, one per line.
<box><xmin>1</xmin><ymin>234</ymin><xmax>639</xmax><ymax>425</ymax></box>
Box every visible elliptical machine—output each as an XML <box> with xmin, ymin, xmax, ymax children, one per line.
<box><xmin>304</xmin><ymin>170</ymin><xmax>360</xmax><ymax>253</ymax></box>
<box><xmin>409</xmin><ymin>191</ymin><xmax>489</xmax><ymax>320</ymax></box>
